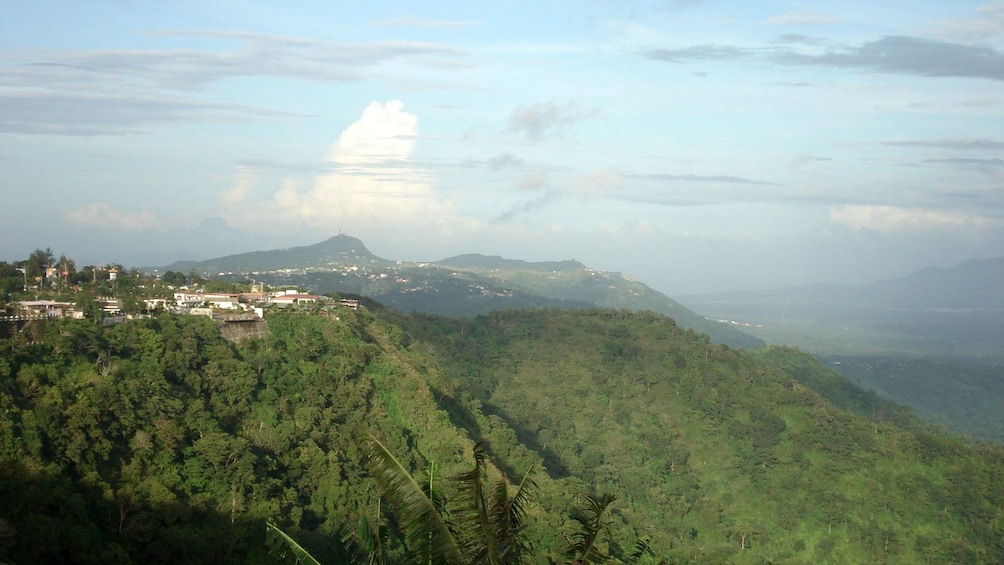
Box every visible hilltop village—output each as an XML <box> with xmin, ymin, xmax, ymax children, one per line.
<box><xmin>0</xmin><ymin>249</ymin><xmax>358</xmax><ymax>339</ymax></box>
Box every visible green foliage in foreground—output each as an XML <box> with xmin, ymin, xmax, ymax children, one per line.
<box><xmin>266</xmin><ymin>521</ymin><xmax>323</xmax><ymax>565</ymax></box>
<box><xmin>355</xmin><ymin>436</ymin><xmax>538</xmax><ymax>565</ymax></box>
<box><xmin>0</xmin><ymin>308</ymin><xmax>1002</xmax><ymax>563</ymax></box>
<box><xmin>268</xmin><ymin>436</ymin><xmax>641</xmax><ymax>565</ymax></box>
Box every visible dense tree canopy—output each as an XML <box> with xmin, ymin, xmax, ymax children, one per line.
<box><xmin>0</xmin><ymin>307</ymin><xmax>1001</xmax><ymax>564</ymax></box>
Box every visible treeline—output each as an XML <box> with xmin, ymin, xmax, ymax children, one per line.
<box><xmin>0</xmin><ymin>247</ymin><xmax>129</xmax><ymax>293</ymax></box>
<box><xmin>1</xmin><ymin>307</ymin><xmax>1002</xmax><ymax>563</ymax></box>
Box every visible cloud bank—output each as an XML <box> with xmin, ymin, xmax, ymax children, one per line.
<box><xmin>646</xmin><ymin>35</ymin><xmax>1004</xmax><ymax>82</ymax></box>
<box><xmin>829</xmin><ymin>205</ymin><xmax>1001</xmax><ymax>232</ymax></box>
<box><xmin>0</xmin><ymin>31</ymin><xmax>466</xmax><ymax>135</ymax></box>
<box><xmin>65</xmin><ymin>203</ymin><xmax>157</xmax><ymax>230</ymax></box>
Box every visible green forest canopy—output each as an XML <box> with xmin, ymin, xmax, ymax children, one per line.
<box><xmin>1</xmin><ymin>307</ymin><xmax>1001</xmax><ymax>563</ymax></box>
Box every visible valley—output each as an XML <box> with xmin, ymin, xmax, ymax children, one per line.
<box><xmin>681</xmin><ymin>258</ymin><xmax>1004</xmax><ymax>443</ymax></box>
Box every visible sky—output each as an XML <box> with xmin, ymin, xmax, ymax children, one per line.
<box><xmin>2</xmin><ymin>1</ymin><xmax>1003</xmax><ymax>295</ymax></box>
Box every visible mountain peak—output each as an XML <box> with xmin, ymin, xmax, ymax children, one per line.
<box><xmin>160</xmin><ymin>233</ymin><xmax>388</xmax><ymax>274</ymax></box>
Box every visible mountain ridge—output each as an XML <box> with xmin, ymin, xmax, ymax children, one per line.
<box><xmin>679</xmin><ymin>254</ymin><xmax>1004</xmax><ymax>355</ymax></box>
<box><xmin>159</xmin><ymin>234</ymin><xmax>390</xmax><ymax>274</ymax></box>
<box><xmin>437</xmin><ymin>253</ymin><xmax>586</xmax><ymax>273</ymax></box>
<box><xmin>154</xmin><ymin>234</ymin><xmax>764</xmax><ymax>349</ymax></box>
<box><xmin>683</xmin><ymin>255</ymin><xmax>1004</xmax><ymax>311</ymax></box>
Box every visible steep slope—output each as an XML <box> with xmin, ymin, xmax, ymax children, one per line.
<box><xmin>400</xmin><ymin>308</ymin><xmax>1004</xmax><ymax>563</ymax></box>
<box><xmin>817</xmin><ymin>354</ymin><xmax>1004</xmax><ymax>443</ymax></box>
<box><xmin>2</xmin><ymin>309</ymin><xmax>1002</xmax><ymax>563</ymax></box>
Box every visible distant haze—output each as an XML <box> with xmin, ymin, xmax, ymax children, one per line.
<box><xmin>3</xmin><ymin>2</ymin><xmax>1004</xmax><ymax>295</ymax></box>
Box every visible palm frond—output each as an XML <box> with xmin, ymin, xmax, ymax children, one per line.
<box><xmin>451</xmin><ymin>442</ymin><xmax>504</xmax><ymax>564</ymax></box>
<box><xmin>489</xmin><ymin>465</ymin><xmax>536</xmax><ymax>565</ymax></box>
<box><xmin>624</xmin><ymin>536</ymin><xmax>655</xmax><ymax>565</ymax></box>
<box><xmin>343</xmin><ymin>512</ymin><xmax>389</xmax><ymax>565</ymax></box>
<box><xmin>565</xmin><ymin>493</ymin><xmax>617</xmax><ymax>565</ymax></box>
<box><xmin>265</xmin><ymin>521</ymin><xmax>323</xmax><ymax>565</ymax></box>
<box><xmin>422</xmin><ymin>460</ymin><xmax>447</xmax><ymax>515</ymax></box>
<box><xmin>364</xmin><ymin>434</ymin><xmax>463</xmax><ymax>565</ymax></box>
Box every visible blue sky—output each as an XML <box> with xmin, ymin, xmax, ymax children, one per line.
<box><xmin>2</xmin><ymin>1</ymin><xmax>1003</xmax><ymax>294</ymax></box>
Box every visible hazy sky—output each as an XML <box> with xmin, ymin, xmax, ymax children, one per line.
<box><xmin>2</xmin><ymin>1</ymin><xmax>1003</xmax><ymax>294</ymax></box>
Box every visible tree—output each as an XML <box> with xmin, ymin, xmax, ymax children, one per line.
<box><xmin>26</xmin><ymin>248</ymin><xmax>54</xmax><ymax>280</ymax></box>
<box><xmin>71</xmin><ymin>265</ymin><xmax>96</xmax><ymax>286</ymax></box>
<box><xmin>0</xmin><ymin>261</ymin><xmax>24</xmax><ymax>298</ymax></box>
<box><xmin>343</xmin><ymin>501</ymin><xmax>390</xmax><ymax>565</ymax></box>
<box><xmin>76</xmin><ymin>291</ymin><xmax>105</xmax><ymax>322</ymax></box>
<box><xmin>443</xmin><ymin>441</ymin><xmax>536</xmax><ymax>565</ymax></box>
<box><xmin>57</xmin><ymin>254</ymin><xmax>76</xmax><ymax>278</ymax></box>
<box><xmin>161</xmin><ymin>271</ymin><xmax>187</xmax><ymax>286</ymax></box>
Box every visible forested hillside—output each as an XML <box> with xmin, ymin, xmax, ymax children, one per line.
<box><xmin>400</xmin><ymin>309</ymin><xmax>1004</xmax><ymax>563</ymax></box>
<box><xmin>1</xmin><ymin>308</ymin><xmax>1002</xmax><ymax>563</ymax></box>
<box><xmin>0</xmin><ymin>312</ymin><xmax>495</xmax><ymax>563</ymax></box>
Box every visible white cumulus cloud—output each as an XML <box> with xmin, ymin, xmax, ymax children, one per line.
<box><xmin>326</xmin><ymin>100</ymin><xmax>418</xmax><ymax>165</ymax></box>
<box><xmin>261</xmin><ymin>100</ymin><xmax>451</xmax><ymax>227</ymax></box>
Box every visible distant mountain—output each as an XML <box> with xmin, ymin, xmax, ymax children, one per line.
<box><xmin>686</xmin><ymin>255</ymin><xmax>1004</xmax><ymax>314</ymax></box>
<box><xmin>867</xmin><ymin>256</ymin><xmax>1004</xmax><ymax>310</ymax></box>
<box><xmin>680</xmin><ymin>256</ymin><xmax>1004</xmax><ymax>359</ymax></box>
<box><xmin>433</xmin><ymin>253</ymin><xmax>763</xmax><ymax>348</ymax></box>
<box><xmin>159</xmin><ymin>235</ymin><xmax>390</xmax><ymax>274</ymax></box>
<box><xmin>156</xmin><ymin>235</ymin><xmax>763</xmax><ymax>349</ymax></box>
<box><xmin>680</xmin><ymin>255</ymin><xmax>1004</xmax><ymax>440</ymax></box>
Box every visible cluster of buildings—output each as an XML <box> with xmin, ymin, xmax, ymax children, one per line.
<box><xmin>171</xmin><ymin>288</ymin><xmax>326</xmax><ymax>318</ymax></box>
<box><xmin>7</xmin><ymin>298</ymin><xmax>123</xmax><ymax>320</ymax></box>
<box><xmin>6</xmin><ymin>288</ymin><xmax>359</xmax><ymax>323</ymax></box>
